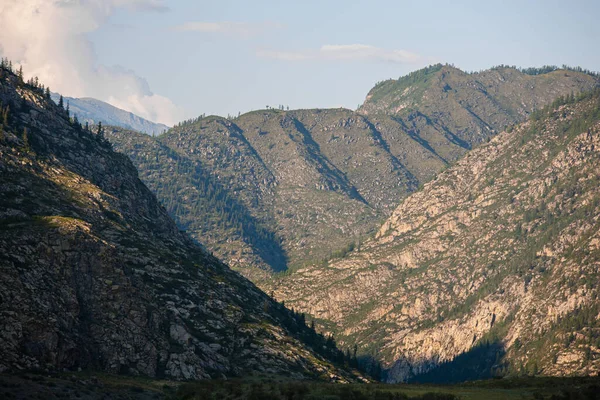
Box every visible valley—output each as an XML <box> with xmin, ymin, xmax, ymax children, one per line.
<box><xmin>1</xmin><ymin>58</ymin><xmax>600</xmax><ymax>397</ymax></box>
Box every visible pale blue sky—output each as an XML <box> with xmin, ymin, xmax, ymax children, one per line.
<box><xmin>7</xmin><ymin>0</ymin><xmax>597</xmax><ymax>124</ymax></box>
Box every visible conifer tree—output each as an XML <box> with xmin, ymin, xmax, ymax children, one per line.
<box><xmin>97</xmin><ymin>121</ymin><xmax>105</xmax><ymax>141</ymax></box>
<box><xmin>58</xmin><ymin>95</ymin><xmax>64</xmax><ymax>109</ymax></box>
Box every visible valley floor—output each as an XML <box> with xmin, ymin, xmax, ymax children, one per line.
<box><xmin>1</xmin><ymin>372</ymin><xmax>598</xmax><ymax>400</ymax></box>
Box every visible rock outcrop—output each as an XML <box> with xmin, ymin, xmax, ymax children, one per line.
<box><xmin>266</xmin><ymin>90</ymin><xmax>600</xmax><ymax>382</ymax></box>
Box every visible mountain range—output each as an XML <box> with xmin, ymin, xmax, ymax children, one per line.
<box><xmin>107</xmin><ymin>64</ymin><xmax>599</xmax><ymax>281</ymax></box>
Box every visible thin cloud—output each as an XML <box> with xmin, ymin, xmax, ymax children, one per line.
<box><xmin>257</xmin><ymin>44</ymin><xmax>425</xmax><ymax>64</ymax></box>
<box><xmin>126</xmin><ymin>0</ymin><xmax>170</xmax><ymax>13</ymax></box>
<box><xmin>255</xmin><ymin>49</ymin><xmax>311</xmax><ymax>61</ymax></box>
<box><xmin>172</xmin><ymin>21</ymin><xmax>283</xmax><ymax>38</ymax></box>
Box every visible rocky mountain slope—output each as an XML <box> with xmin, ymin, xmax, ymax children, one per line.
<box><xmin>107</xmin><ymin>65</ymin><xmax>599</xmax><ymax>278</ymax></box>
<box><xmin>266</xmin><ymin>89</ymin><xmax>600</xmax><ymax>382</ymax></box>
<box><xmin>51</xmin><ymin>93</ymin><xmax>169</xmax><ymax>136</ymax></box>
<box><xmin>0</xmin><ymin>65</ymin><xmax>359</xmax><ymax>381</ymax></box>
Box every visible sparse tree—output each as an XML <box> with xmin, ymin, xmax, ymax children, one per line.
<box><xmin>58</xmin><ymin>95</ymin><xmax>64</xmax><ymax>109</ymax></box>
<box><xmin>96</xmin><ymin>121</ymin><xmax>106</xmax><ymax>143</ymax></box>
<box><xmin>17</xmin><ymin>66</ymin><xmax>23</xmax><ymax>84</ymax></box>
<box><xmin>45</xmin><ymin>87</ymin><xmax>50</xmax><ymax>99</ymax></box>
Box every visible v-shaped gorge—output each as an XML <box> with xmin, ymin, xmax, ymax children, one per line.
<box><xmin>105</xmin><ymin>64</ymin><xmax>600</xmax><ymax>383</ymax></box>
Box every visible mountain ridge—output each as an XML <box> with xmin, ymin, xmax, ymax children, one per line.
<box><xmin>107</xmin><ymin>65</ymin><xmax>599</xmax><ymax>279</ymax></box>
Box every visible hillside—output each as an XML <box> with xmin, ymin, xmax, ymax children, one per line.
<box><xmin>359</xmin><ymin>64</ymin><xmax>598</xmax><ymax>146</ymax></box>
<box><xmin>51</xmin><ymin>93</ymin><xmax>169</xmax><ymax>136</ymax></box>
<box><xmin>107</xmin><ymin>66</ymin><xmax>599</xmax><ymax>278</ymax></box>
<box><xmin>0</xmin><ymin>64</ymin><xmax>359</xmax><ymax>381</ymax></box>
<box><xmin>266</xmin><ymin>89</ymin><xmax>600</xmax><ymax>382</ymax></box>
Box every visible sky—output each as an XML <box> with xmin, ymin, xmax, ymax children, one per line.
<box><xmin>0</xmin><ymin>0</ymin><xmax>599</xmax><ymax>126</ymax></box>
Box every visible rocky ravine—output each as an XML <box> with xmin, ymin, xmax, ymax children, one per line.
<box><xmin>108</xmin><ymin>65</ymin><xmax>599</xmax><ymax>279</ymax></box>
<box><xmin>0</xmin><ymin>65</ymin><xmax>358</xmax><ymax>381</ymax></box>
<box><xmin>266</xmin><ymin>90</ymin><xmax>600</xmax><ymax>382</ymax></box>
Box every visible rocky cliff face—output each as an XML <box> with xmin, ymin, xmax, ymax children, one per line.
<box><xmin>107</xmin><ymin>66</ymin><xmax>599</xmax><ymax>278</ymax></box>
<box><xmin>266</xmin><ymin>90</ymin><xmax>600</xmax><ymax>382</ymax></box>
<box><xmin>0</xmin><ymin>66</ymin><xmax>358</xmax><ymax>381</ymax></box>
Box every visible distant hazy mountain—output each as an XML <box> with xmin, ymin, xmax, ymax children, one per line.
<box><xmin>51</xmin><ymin>93</ymin><xmax>169</xmax><ymax>135</ymax></box>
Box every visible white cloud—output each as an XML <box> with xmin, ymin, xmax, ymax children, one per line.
<box><xmin>257</xmin><ymin>44</ymin><xmax>425</xmax><ymax>64</ymax></box>
<box><xmin>173</xmin><ymin>21</ymin><xmax>283</xmax><ymax>38</ymax></box>
<box><xmin>0</xmin><ymin>0</ymin><xmax>181</xmax><ymax>126</ymax></box>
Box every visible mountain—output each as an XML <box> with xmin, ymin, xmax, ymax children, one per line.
<box><xmin>265</xmin><ymin>89</ymin><xmax>600</xmax><ymax>382</ymax></box>
<box><xmin>50</xmin><ymin>93</ymin><xmax>169</xmax><ymax>136</ymax></box>
<box><xmin>359</xmin><ymin>64</ymin><xmax>598</xmax><ymax>145</ymax></box>
<box><xmin>106</xmin><ymin>65</ymin><xmax>599</xmax><ymax>278</ymax></box>
<box><xmin>0</xmin><ymin>64</ymin><xmax>359</xmax><ymax>381</ymax></box>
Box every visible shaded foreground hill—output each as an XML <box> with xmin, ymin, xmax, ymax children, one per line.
<box><xmin>266</xmin><ymin>89</ymin><xmax>600</xmax><ymax>382</ymax></box>
<box><xmin>0</xmin><ymin>64</ymin><xmax>359</xmax><ymax>381</ymax></box>
<box><xmin>107</xmin><ymin>65</ymin><xmax>599</xmax><ymax>278</ymax></box>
